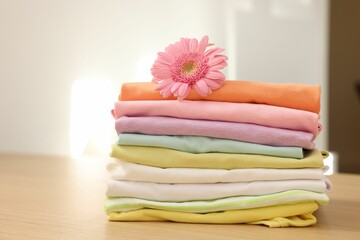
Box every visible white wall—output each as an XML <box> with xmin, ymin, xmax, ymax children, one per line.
<box><xmin>0</xmin><ymin>0</ymin><xmax>328</xmax><ymax>157</ymax></box>
<box><xmin>225</xmin><ymin>0</ymin><xmax>329</xmax><ymax>150</ymax></box>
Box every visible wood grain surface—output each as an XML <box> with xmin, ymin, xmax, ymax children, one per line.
<box><xmin>0</xmin><ymin>153</ymin><xmax>359</xmax><ymax>240</ymax></box>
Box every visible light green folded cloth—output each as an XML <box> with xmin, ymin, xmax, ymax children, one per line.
<box><xmin>105</xmin><ymin>190</ymin><xmax>329</xmax><ymax>213</ymax></box>
<box><xmin>118</xmin><ymin>134</ymin><xmax>304</xmax><ymax>158</ymax></box>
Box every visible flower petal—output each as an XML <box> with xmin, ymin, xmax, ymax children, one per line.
<box><xmin>158</xmin><ymin>52</ymin><xmax>174</xmax><ymax>63</ymax></box>
<box><xmin>205</xmin><ymin>70</ymin><xmax>225</xmax><ymax>80</ymax></box>
<box><xmin>177</xmin><ymin>83</ymin><xmax>190</xmax><ymax>97</ymax></box>
<box><xmin>151</xmin><ymin>36</ymin><xmax>228</xmax><ymax>100</ymax></box>
<box><xmin>151</xmin><ymin>67</ymin><xmax>171</xmax><ymax>74</ymax></box>
<box><xmin>189</xmin><ymin>38</ymin><xmax>198</xmax><ymax>52</ymax></box>
<box><xmin>156</xmin><ymin>79</ymin><xmax>174</xmax><ymax>90</ymax></box>
<box><xmin>205</xmin><ymin>48</ymin><xmax>224</xmax><ymax>58</ymax></box>
<box><xmin>194</xmin><ymin>79</ymin><xmax>211</xmax><ymax>96</ymax></box>
<box><xmin>151</xmin><ymin>61</ymin><xmax>172</xmax><ymax>70</ymax></box>
<box><xmin>155</xmin><ymin>58</ymin><xmax>173</xmax><ymax>66</ymax></box>
<box><xmin>208</xmin><ymin>61</ymin><xmax>227</xmax><ymax>71</ymax></box>
<box><xmin>208</xmin><ymin>55</ymin><xmax>228</xmax><ymax>67</ymax></box>
<box><xmin>160</xmin><ymin>85</ymin><xmax>173</xmax><ymax>98</ymax></box>
<box><xmin>203</xmin><ymin>78</ymin><xmax>223</xmax><ymax>90</ymax></box>
<box><xmin>165</xmin><ymin>44</ymin><xmax>181</xmax><ymax>58</ymax></box>
<box><xmin>151</xmin><ymin>67</ymin><xmax>171</xmax><ymax>73</ymax></box>
<box><xmin>177</xmin><ymin>86</ymin><xmax>191</xmax><ymax>100</ymax></box>
<box><xmin>151</xmin><ymin>68</ymin><xmax>172</xmax><ymax>79</ymax></box>
<box><xmin>170</xmin><ymin>81</ymin><xmax>182</xmax><ymax>93</ymax></box>
<box><xmin>152</xmin><ymin>77</ymin><xmax>161</xmax><ymax>83</ymax></box>
<box><xmin>198</xmin><ymin>35</ymin><xmax>209</xmax><ymax>53</ymax></box>
<box><xmin>192</xmin><ymin>83</ymin><xmax>206</xmax><ymax>97</ymax></box>
<box><xmin>179</xmin><ymin>38</ymin><xmax>190</xmax><ymax>53</ymax></box>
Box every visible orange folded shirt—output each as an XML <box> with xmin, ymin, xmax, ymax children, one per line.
<box><xmin>119</xmin><ymin>80</ymin><xmax>321</xmax><ymax>113</ymax></box>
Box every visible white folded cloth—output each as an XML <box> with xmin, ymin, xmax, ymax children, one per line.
<box><xmin>106</xmin><ymin>178</ymin><xmax>331</xmax><ymax>201</ymax></box>
<box><xmin>107</xmin><ymin>160</ymin><xmax>328</xmax><ymax>183</ymax></box>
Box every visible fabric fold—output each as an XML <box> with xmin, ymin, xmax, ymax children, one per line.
<box><xmin>105</xmin><ymin>190</ymin><xmax>329</xmax><ymax>213</ymax></box>
<box><xmin>117</xmin><ymin>134</ymin><xmax>304</xmax><ymax>158</ymax></box>
<box><xmin>110</xmin><ymin>145</ymin><xmax>326</xmax><ymax>169</ymax></box>
<box><xmin>113</xmin><ymin>100</ymin><xmax>321</xmax><ymax>138</ymax></box>
<box><xmin>109</xmin><ymin>80</ymin><xmax>327</xmax><ymax>228</ymax></box>
<box><xmin>107</xmin><ymin>160</ymin><xmax>326</xmax><ymax>183</ymax></box>
<box><xmin>119</xmin><ymin>81</ymin><xmax>321</xmax><ymax>113</ymax></box>
<box><xmin>108</xmin><ymin>202</ymin><xmax>319</xmax><ymax>227</ymax></box>
<box><xmin>106</xmin><ymin>179</ymin><xmax>329</xmax><ymax>201</ymax></box>
<box><xmin>115</xmin><ymin>116</ymin><xmax>315</xmax><ymax>149</ymax></box>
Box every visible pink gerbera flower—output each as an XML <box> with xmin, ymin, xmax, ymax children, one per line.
<box><xmin>151</xmin><ymin>36</ymin><xmax>228</xmax><ymax>100</ymax></box>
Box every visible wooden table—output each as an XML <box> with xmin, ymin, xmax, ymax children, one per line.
<box><xmin>0</xmin><ymin>153</ymin><xmax>359</xmax><ymax>240</ymax></box>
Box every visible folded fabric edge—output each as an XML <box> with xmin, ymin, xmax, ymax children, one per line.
<box><xmin>104</xmin><ymin>193</ymin><xmax>329</xmax><ymax>213</ymax></box>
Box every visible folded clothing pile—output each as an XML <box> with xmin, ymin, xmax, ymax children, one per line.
<box><xmin>106</xmin><ymin>80</ymin><xmax>331</xmax><ymax>227</ymax></box>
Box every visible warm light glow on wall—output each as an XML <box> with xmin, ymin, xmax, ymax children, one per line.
<box><xmin>323</xmin><ymin>152</ymin><xmax>337</xmax><ymax>175</ymax></box>
<box><xmin>70</xmin><ymin>78</ymin><xmax>117</xmax><ymax>159</ymax></box>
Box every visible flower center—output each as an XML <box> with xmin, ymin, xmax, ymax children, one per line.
<box><xmin>182</xmin><ymin>60</ymin><xmax>197</xmax><ymax>74</ymax></box>
<box><xmin>171</xmin><ymin>53</ymin><xmax>208</xmax><ymax>85</ymax></box>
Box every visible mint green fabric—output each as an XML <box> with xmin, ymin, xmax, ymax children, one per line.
<box><xmin>105</xmin><ymin>190</ymin><xmax>328</xmax><ymax>213</ymax></box>
<box><xmin>117</xmin><ymin>134</ymin><xmax>304</xmax><ymax>158</ymax></box>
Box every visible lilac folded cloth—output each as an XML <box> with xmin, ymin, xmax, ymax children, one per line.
<box><xmin>115</xmin><ymin>116</ymin><xmax>315</xmax><ymax>149</ymax></box>
<box><xmin>113</xmin><ymin>100</ymin><xmax>321</xmax><ymax>138</ymax></box>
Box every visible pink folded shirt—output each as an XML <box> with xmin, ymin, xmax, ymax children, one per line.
<box><xmin>115</xmin><ymin>116</ymin><xmax>315</xmax><ymax>149</ymax></box>
<box><xmin>113</xmin><ymin>100</ymin><xmax>322</xmax><ymax>138</ymax></box>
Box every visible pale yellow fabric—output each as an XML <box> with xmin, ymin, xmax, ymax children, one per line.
<box><xmin>110</xmin><ymin>145</ymin><xmax>325</xmax><ymax>169</ymax></box>
<box><xmin>249</xmin><ymin>213</ymin><xmax>317</xmax><ymax>227</ymax></box>
<box><xmin>108</xmin><ymin>202</ymin><xmax>318</xmax><ymax>227</ymax></box>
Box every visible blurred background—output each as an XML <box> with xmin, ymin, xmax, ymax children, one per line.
<box><xmin>0</xmin><ymin>0</ymin><xmax>359</xmax><ymax>173</ymax></box>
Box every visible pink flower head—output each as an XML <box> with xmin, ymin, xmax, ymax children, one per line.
<box><xmin>151</xmin><ymin>36</ymin><xmax>228</xmax><ymax>100</ymax></box>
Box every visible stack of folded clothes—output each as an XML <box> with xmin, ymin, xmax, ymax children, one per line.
<box><xmin>105</xmin><ymin>80</ymin><xmax>331</xmax><ymax>227</ymax></box>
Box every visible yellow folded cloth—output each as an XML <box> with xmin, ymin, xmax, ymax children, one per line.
<box><xmin>111</xmin><ymin>145</ymin><xmax>325</xmax><ymax>169</ymax></box>
<box><xmin>108</xmin><ymin>202</ymin><xmax>318</xmax><ymax>227</ymax></box>
<box><xmin>249</xmin><ymin>213</ymin><xmax>316</xmax><ymax>227</ymax></box>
